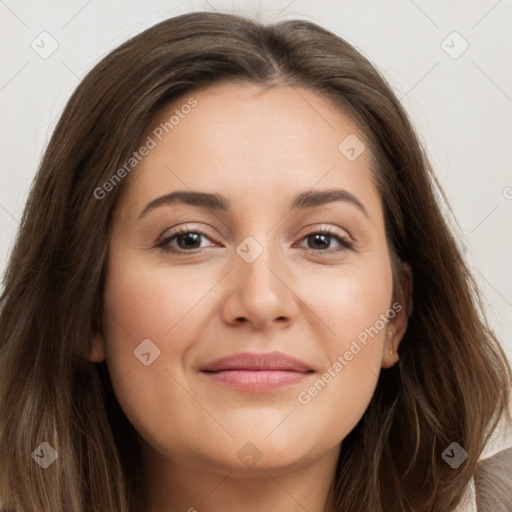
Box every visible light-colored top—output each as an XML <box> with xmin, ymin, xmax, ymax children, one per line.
<box><xmin>456</xmin><ymin>446</ymin><xmax>512</xmax><ymax>511</ymax></box>
<box><xmin>455</xmin><ymin>477</ymin><xmax>477</xmax><ymax>512</ymax></box>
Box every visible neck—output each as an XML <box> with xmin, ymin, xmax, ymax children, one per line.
<box><xmin>141</xmin><ymin>441</ymin><xmax>340</xmax><ymax>512</ymax></box>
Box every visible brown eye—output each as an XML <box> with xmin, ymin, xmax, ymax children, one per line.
<box><xmin>298</xmin><ymin>228</ymin><xmax>354</xmax><ymax>253</ymax></box>
<box><xmin>175</xmin><ymin>232</ymin><xmax>202</xmax><ymax>250</ymax></box>
<box><xmin>306</xmin><ymin>233</ymin><xmax>332</xmax><ymax>250</ymax></box>
<box><xmin>157</xmin><ymin>228</ymin><xmax>219</xmax><ymax>253</ymax></box>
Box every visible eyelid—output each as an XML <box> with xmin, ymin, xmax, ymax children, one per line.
<box><xmin>294</xmin><ymin>224</ymin><xmax>354</xmax><ymax>253</ymax></box>
<box><xmin>156</xmin><ymin>223</ymin><xmax>221</xmax><ymax>250</ymax></box>
<box><xmin>159</xmin><ymin>223</ymin><xmax>218</xmax><ymax>240</ymax></box>
<box><xmin>295</xmin><ymin>223</ymin><xmax>353</xmax><ymax>243</ymax></box>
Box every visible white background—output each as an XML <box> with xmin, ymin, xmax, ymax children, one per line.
<box><xmin>1</xmin><ymin>0</ymin><xmax>511</xmax><ymax>451</ymax></box>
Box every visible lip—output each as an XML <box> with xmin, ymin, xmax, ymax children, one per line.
<box><xmin>200</xmin><ymin>351</ymin><xmax>314</xmax><ymax>392</ymax></box>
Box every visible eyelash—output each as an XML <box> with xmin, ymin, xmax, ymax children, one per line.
<box><xmin>155</xmin><ymin>225</ymin><xmax>354</xmax><ymax>255</ymax></box>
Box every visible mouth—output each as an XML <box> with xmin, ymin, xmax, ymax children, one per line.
<box><xmin>199</xmin><ymin>351</ymin><xmax>315</xmax><ymax>392</ymax></box>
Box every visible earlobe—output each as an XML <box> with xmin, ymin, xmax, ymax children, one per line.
<box><xmin>381</xmin><ymin>327</ymin><xmax>401</xmax><ymax>368</ymax></box>
<box><xmin>381</xmin><ymin>262</ymin><xmax>413</xmax><ymax>369</ymax></box>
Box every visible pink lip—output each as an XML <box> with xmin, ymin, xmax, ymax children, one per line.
<box><xmin>200</xmin><ymin>351</ymin><xmax>314</xmax><ymax>392</ymax></box>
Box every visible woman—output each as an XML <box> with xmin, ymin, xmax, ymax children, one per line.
<box><xmin>0</xmin><ymin>11</ymin><xmax>510</xmax><ymax>512</ymax></box>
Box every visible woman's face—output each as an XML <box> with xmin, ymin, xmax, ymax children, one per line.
<box><xmin>91</xmin><ymin>82</ymin><xmax>408</xmax><ymax>475</ymax></box>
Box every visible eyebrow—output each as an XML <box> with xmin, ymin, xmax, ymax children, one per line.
<box><xmin>138</xmin><ymin>188</ymin><xmax>368</xmax><ymax>219</ymax></box>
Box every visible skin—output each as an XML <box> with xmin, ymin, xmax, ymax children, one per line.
<box><xmin>90</xmin><ymin>82</ymin><xmax>411</xmax><ymax>512</ymax></box>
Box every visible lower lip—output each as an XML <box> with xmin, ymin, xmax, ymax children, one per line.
<box><xmin>201</xmin><ymin>370</ymin><xmax>312</xmax><ymax>392</ymax></box>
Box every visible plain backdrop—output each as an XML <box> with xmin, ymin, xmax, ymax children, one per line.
<box><xmin>1</xmin><ymin>0</ymin><xmax>511</xmax><ymax>452</ymax></box>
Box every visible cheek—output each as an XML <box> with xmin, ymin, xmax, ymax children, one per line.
<box><xmin>290</xmin><ymin>258</ymin><xmax>393</xmax><ymax>431</ymax></box>
<box><xmin>102</xmin><ymin>251</ymin><xmax>212</xmax><ymax>360</ymax></box>
<box><xmin>298</xmin><ymin>254</ymin><xmax>394</xmax><ymax>349</ymax></box>
<box><xmin>101</xmin><ymin>253</ymin><xmax>212</xmax><ymax>452</ymax></box>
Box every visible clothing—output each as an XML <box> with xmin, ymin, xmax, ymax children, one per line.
<box><xmin>474</xmin><ymin>446</ymin><xmax>512</xmax><ymax>511</ymax></box>
<box><xmin>455</xmin><ymin>447</ymin><xmax>512</xmax><ymax>511</ymax></box>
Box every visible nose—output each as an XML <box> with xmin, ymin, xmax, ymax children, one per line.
<box><xmin>221</xmin><ymin>239</ymin><xmax>299</xmax><ymax>330</ymax></box>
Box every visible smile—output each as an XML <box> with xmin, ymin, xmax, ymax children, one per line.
<box><xmin>200</xmin><ymin>351</ymin><xmax>315</xmax><ymax>392</ymax></box>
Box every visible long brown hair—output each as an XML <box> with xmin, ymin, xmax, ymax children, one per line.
<box><xmin>0</xmin><ymin>11</ymin><xmax>510</xmax><ymax>512</ymax></box>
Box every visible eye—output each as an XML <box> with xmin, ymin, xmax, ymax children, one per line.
<box><xmin>155</xmin><ymin>224</ymin><xmax>354</xmax><ymax>255</ymax></box>
<box><xmin>156</xmin><ymin>226</ymin><xmax>220</xmax><ymax>253</ymax></box>
<box><xmin>296</xmin><ymin>226</ymin><xmax>354</xmax><ymax>254</ymax></box>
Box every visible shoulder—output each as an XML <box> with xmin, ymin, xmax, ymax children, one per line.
<box><xmin>474</xmin><ymin>446</ymin><xmax>512</xmax><ymax>511</ymax></box>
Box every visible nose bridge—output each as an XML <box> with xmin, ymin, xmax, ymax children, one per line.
<box><xmin>235</xmin><ymin>231</ymin><xmax>282</xmax><ymax>294</ymax></box>
<box><xmin>222</xmin><ymin>229</ymin><xmax>296</xmax><ymax>327</ymax></box>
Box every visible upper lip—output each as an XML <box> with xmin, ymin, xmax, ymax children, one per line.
<box><xmin>200</xmin><ymin>351</ymin><xmax>313</xmax><ymax>372</ymax></box>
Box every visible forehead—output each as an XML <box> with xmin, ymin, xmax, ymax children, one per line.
<box><xmin>117</xmin><ymin>81</ymin><xmax>381</xmax><ymax>220</ymax></box>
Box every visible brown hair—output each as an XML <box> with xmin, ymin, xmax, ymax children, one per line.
<box><xmin>0</xmin><ymin>11</ymin><xmax>510</xmax><ymax>512</ymax></box>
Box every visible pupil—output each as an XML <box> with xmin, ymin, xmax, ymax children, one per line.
<box><xmin>178</xmin><ymin>233</ymin><xmax>200</xmax><ymax>249</ymax></box>
<box><xmin>310</xmin><ymin>234</ymin><xmax>329</xmax><ymax>249</ymax></box>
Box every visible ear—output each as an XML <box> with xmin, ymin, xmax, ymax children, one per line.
<box><xmin>89</xmin><ymin>312</ymin><xmax>106</xmax><ymax>363</ymax></box>
<box><xmin>381</xmin><ymin>262</ymin><xmax>413</xmax><ymax>368</ymax></box>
